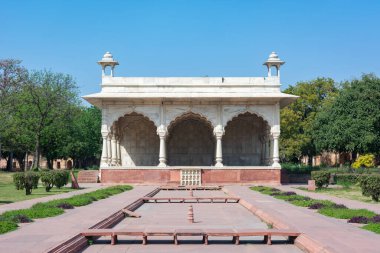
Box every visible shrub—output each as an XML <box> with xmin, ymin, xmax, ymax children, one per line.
<box><xmin>0</xmin><ymin>221</ymin><xmax>18</xmax><ymax>234</ymax></box>
<box><xmin>40</xmin><ymin>170</ymin><xmax>69</xmax><ymax>192</ymax></box>
<box><xmin>371</xmin><ymin>215</ymin><xmax>380</xmax><ymax>223</ymax></box>
<box><xmin>308</xmin><ymin>203</ymin><xmax>326</xmax><ymax>210</ymax></box>
<box><xmin>11</xmin><ymin>215</ymin><xmax>32</xmax><ymax>223</ymax></box>
<box><xmin>348</xmin><ymin>216</ymin><xmax>369</xmax><ymax>224</ymax></box>
<box><xmin>352</xmin><ymin>154</ymin><xmax>375</xmax><ymax>169</ymax></box>
<box><xmin>360</xmin><ymin>175</ymin><xmax>380</xmax><ymax>201</ymax></box>
<box><xmin>311</xmin><ymin>171</ymin><xmax>331</xmax><ymax>189</ymax></box>
<box><xmin>54</xmin><ymin>170</ymin><xmax>69</xmax><ymax>189</ymax></box>
<box><xmin>13</xmin><ymin>172</ymin><xmax>40</xmax><ymax>195</ymax></box>
<box><xmin>57</xmin><ymin>203</ymin><xmax>74</xmax><ymax>209</ymax></box>
<box><xmin>281</xmin><ymin>163</ymin><xmax>320</xmax><ymax>174</ymax></box>
<box><xmin>332</xmin><ymin>204</ymin><xmax>348</xmax><ymax>209</ymax></box>
<box><xmin>40</xmin><ymin>170</ymin><xmax>55</xmax><ymax>192</ymax></box>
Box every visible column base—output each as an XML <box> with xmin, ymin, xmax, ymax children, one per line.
<box><xmin>214</xmin><ymin>162</ymin><xmax>223</xmax><ymax>167</ymax></box>
<box><xmin>158</xmin><ymin>162</ymin><xmax>167</xmax><ymax>167</ymax></box>
<box><xmin>271</xmin><ymin>162</ymin><xmax>281</xmax><ymax>168</ymax></box>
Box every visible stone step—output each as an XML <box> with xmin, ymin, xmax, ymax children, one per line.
<box><xmin>77</xmin><ymin>170</ymin><xmax>99</xmax><ymax>183</ymax></box>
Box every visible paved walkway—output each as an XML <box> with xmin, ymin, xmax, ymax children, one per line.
<box><xmin>277</xmin><ymin>184</ymin><xmax>380</xmax><ymax>214</ymax></box>
<box><xmin>0</xmin><ymin>185</ymin><xmax>156</xmax><ymax>253</ymax></box>
<box><xmin>0</xmin><ymin>183</ymin><xmax>103</xmax><ymax>214</ymax></box>
<box><xmin>226</xmin><ymin>185</ymin><xmax>380</xmax><ymax>253</ymax></box>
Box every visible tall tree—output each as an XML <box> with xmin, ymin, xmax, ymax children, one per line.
<box><xmin>0</xmin><ymin>59</ymin><xmax>28</xmax><ymax>170</ymax></box>
<box><xmin>65</xmin><ymin>106</ymin><xmax>102</xmax><ymax>168</ymax></box>
<box><xmin>19</xmin><ymin>70</ymin><xmax>79</xmax><ymax>169</ymax></box>
<box><xmin>280</xmin><ymin>78</ymin><xmax>338</xmax><ymax>164</ymax></box>
<box><xmin>313</xmin><ymin>74</ymin><xmax>380</xmax><ymax>159</ymax></box>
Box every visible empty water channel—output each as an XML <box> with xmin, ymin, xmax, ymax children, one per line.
<box><xmin>58</xmin><ymin>187</ymin><xmax>302</xmax><ymax>253</ymax></box>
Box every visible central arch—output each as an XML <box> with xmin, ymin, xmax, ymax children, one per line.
<box><xmin>167</xmin><ymin>112</ymin><xmax>215</xmax><ymax>166</ymax></box>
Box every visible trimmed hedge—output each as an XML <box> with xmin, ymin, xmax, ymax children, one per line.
<box><xmin>360</xmin><ymin>175</ymin><xmax>380</xmax><ymax>202</ymax></box>
<box><xmin>311</xmin><ymin>171</ymin><xmax>331</xmax><ymax>189</ymax></box>
<box><xmin>281</xmin><ymin>163</ymin><xmax>320</xmax><ymax>174</ymax></box>
<box><xmin>40</xmin><ymin>170</ymin><xmax>69</xmax><ymax>192</ymax></box>
<box><xmin>0</xmin><ymin>185</ymin><xmax>133</xmax><ymax>235</ymax></box>
<box><xmin>13</xmin><ymin>172</ymin><xmax>40</xmax><ymax>195</ymax></box>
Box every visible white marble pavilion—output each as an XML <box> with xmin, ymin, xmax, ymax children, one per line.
<box><xmin>83</xmin><ymin>52</ymin><xmax>297</xmax><ymax>185</ymax></box>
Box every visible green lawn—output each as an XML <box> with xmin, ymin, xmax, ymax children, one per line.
<box><xmin>297</xmin><ymin>185</ymin><xmax>378</xmax><ymax>204</ymax></box>
<box><xmin>0</xmin><ymin>171</ymin><xmax>77</xmax><ymax>204</ymax></box>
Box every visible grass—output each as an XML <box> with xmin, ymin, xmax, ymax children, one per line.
<box><xmin>0</xmin><ymin>171</ymin><xmax>77</xmax><ymax>204</ymax></box>
<box><xmin>0</xmin><ymin>185</ymin><xmax>133</xmax><ymax>234</ymax></box>
<box><xmin>297</xmin><ymin>185</ymin><xmax>377</xmax><ymax>203</ymax></box>
<box><xmin>318</xmin><ymin>207</ymin><xmax>376</xmax><ymax>219</ymax></box>
<box><xmin>363</xmin><ymin>223</ymin><xmax>380</xmax><ymax>234</ymax></box>
<box><xmin>251</xmin><ymin>185</ymin><xmax>380</xmax><ymax>235</ymax></box>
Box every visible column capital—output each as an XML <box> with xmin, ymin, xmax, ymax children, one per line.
<box><xmin>101</xmin><ymin>132</ymin><xmax>108</xmax><ymax>138</ymax></box>
<box><xmin>157</xmin><ymin>124</ymin><xmax>168</xmax><ymax>138</ymax></box>
<box><xmin>213</xmin><ymin>125</ymin><xmax>225</xmax><ymax>138</ymax></box>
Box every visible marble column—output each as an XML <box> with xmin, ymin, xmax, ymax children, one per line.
<box><xmin>157</xmin><ymin>125</ymin><xmax>167</xmax><ymax>167</ymax></box>
<box><xmin>100</xmin><ymin>132</ymin><xmax>108</xmax><ymax>166</ymax></box>
<box><xmin>272</xmin><ymin>132</ymin><xmax>281</xmax><ymax>168</ymax></box>
<box><xmin>111</xmin><ymin>134</ymin><xmax>117</xmax><ymax>165</ymax></box>
<box><xmin>117</xmin><ymin>138</ymin><xmax>121</xmax><ymax>165</ymax></box>
<box><xmin>107</xmin><ymin>134</ymin><xmax>112</xmax><ymax>165</ymax></box>
<box><xmin>213</xmin><ymin>125</ymin><xmax>224</xmax><ymax>167</ymax></box>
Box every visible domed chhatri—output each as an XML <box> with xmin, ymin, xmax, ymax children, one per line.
<box><xmin>263</xmin><ymin>52</ymin><xmax>285</xmax><ymax>78</ymax></box>
<box><xmin>97</xmin><ymin>51</ymin><xmax>119</xmax><ymax>76</ymax></box>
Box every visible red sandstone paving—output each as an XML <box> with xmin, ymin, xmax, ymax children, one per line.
<box><xmin>225</xmin><ymin>185</ymin><xmax>380</xmax><ymax>253</ymax></box>
<box><xmin>0</xmin><ymin>186</ymin><xmax>156</xmax><ymax>253</ymax></box>
<box><xmin>0</xmin><ymin>183</ymin><xmax>103</xmax><ymax>214</ymax></box>
<box><xmin>277</xmin><ymin>184</ymin><xmax>380</xmax><ymax>214</ymax></box>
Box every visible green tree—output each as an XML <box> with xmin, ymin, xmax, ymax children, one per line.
<box><xmin>280</xmin><ymin>78</ymin><xmax>338</xmax><ymax>164</ymax></box>
<box><xmin>19</xmin><ymin>70</ymin><xmax>79</xmax><ymax>169</ymax></box>
<box><xmin>313</xmin><ymin>74</ymin><xmax>380</xmax><ymax>159</ymax></box>
<box><xmin>65</xmin><ymin>106</ymin><xmax>102</xmax><ymax>168</ymax></box>
<box><xmin>0</xmin><ymin>59</ymin><xmax>29</xmax><ymax>170</ymax></box>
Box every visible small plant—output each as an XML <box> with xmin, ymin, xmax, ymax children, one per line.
<box><xmin>11</xmin><ymin>214</ymin><xmax>33</xmax><ymax>223</ymax></box>
<box><xmin>352</xmin><ymin>154</ymin><xmax>375</xmax><ymax>170</ymax></box>
<box><xmin>57</xmin><ymin>203</ymin><xmax>74</xmax><ymax>209</ymax></box>
<box><xmin>348</xmin><ymin>216</ymin><xmax>369</xmax><ymax>224</ymax></box>
<box><xmin>360</xmin><ymin>175</ymin><xmax>380</xmax><ymax>202</ymax></box>
<box><xmin>371</xmin><ymin>215</ymin><xmax>380</xmax><ymax>223</ymax></box>
<box><xmin>308</xmin><ymin>203</ymin><xmax>325</xmax><ymax>210</ymax></box>
<box><xmin>13</xmin><ymin>172</ymin><xmax>40</xmax><ymax>195</ymax></box>
<box><xmin>311</xmin><ymin>171</ymin><xmax>331</xmax><ymax>189</ymax></box>
<box><xmin>332</xmin><ymin>204</ymin><xmax>348</xmax><ymax>209</ymax></box>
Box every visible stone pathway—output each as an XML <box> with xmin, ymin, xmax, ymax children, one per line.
<box><xmin>225</xmin><ymin>185</ymin><xmax>380</xmax><ymax>253</ymax></box>
<box><xmin>0</xmin><ymin>185</ymin><xmax>156</xmax><ymax>253</ymax></box>
<box><xmin>277</xmin><ymin>184</ymin><xmax>380</xmax><ymax>214</ymax></box>
<box><xmin>0</xmin><ymin>183</ymin><xmax>103</xmax><ymax>214</ymax></box>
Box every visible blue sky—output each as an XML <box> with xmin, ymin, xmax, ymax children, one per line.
<box><xmin>1</xmin><ymin>0</ymin><xmax>379</xmax><ymax>103</ymax></box>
